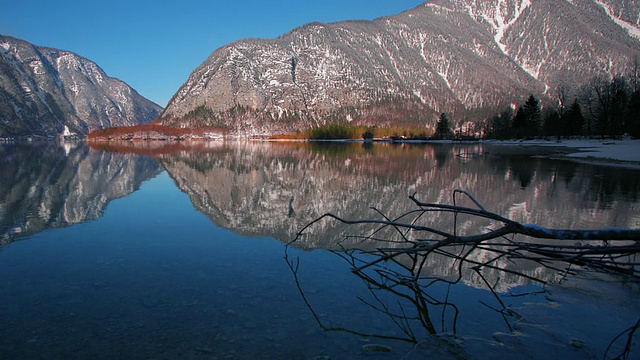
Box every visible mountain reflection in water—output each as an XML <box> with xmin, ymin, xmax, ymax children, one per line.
<box><xmin>0</xmin><ymin>142</ymin><xmax>161</xmax><ymax>245</ymax></box>
<box><xmin>4</xmin><ymin>140</ymin><xmax>639</xmax><ymax>284</ymax></box>
<box><xmin>148</xmin><ymin>141</ymin><xmax>639</xmax><ymax>241</ymax></box>
<box><xmin>0</xmin><ymin>140</ymin><xmax>639</xmax><ymax>359</ymax></box>
<box><xmin>149</xmin><ymin>141</ymin><xmax>639</xmax><ymax>291</ymax></box>
<box><xmin>5</xmin><ymin>140</ymin><xmax>638</xmax><ymax>285</ymax></box>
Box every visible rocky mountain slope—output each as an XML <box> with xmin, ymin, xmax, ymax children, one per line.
<box><xmin>0</xmin><ymin>35</ymin><xmax>162</xmax><ymax>138</ymax></box>
<box><xmin>158</xmin><ymin>0</ymin><xmax>640</xmax><ymax>135</ymax></box>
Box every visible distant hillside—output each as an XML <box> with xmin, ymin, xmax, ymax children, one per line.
<box><xmin>0</xmin><ymin>35</ymin><xmax>162</xmax><ymax>138</ymax></box>
<box><xmin>157</xmin><ymin>0</ymin><xmax>640</xmax><ymax>136</ymax></box>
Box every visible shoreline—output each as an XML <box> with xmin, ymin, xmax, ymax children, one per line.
<box><xmin>5</xmin><ymin>136</ymin><xmax>640</xmax><ymax>169</ymax></box>
<box><xmin>484</xmin><ymin>138</ymin><xmax>640</xmax><ymax>169</ymax></box>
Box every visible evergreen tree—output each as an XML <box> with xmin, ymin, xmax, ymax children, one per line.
<box><xmin>513</xmin><ymin>95</ymin><xmax>542</xmax><ymax>138</ymax></box>
<box><xmin>486</xmin><ymin>108</ymin><xmax>514</xmax><ymax>139</ymax></box>
<box><xmin>434</xmin><ymin>113</ymin><xmax>453</xmax><ymax>139</ymax></box>
<box><xmin>542</xmin><ymin>109</ymin><xmax>560</xmax><ymax>137</ymax></box>
<box><xmin>565</xmin><ymin>99</ymin><xmax>585</xmax><ymax>137</ymax></box>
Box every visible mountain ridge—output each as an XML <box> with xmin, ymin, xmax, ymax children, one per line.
<box><xmin>0</xmin><ymin>35</ymin><xmax>163</xmax><ymax>138</ymax></box>
<box><xmin>156</xmin><ymin>0</ymin><xmax>640</xmax><ymax>136</ymax></box>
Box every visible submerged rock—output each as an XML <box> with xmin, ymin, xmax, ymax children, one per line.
<box><xmin>362</xmin><ymin>344</ymin><xmax>393</xmax><ymax>353</ymax></box>
<box><xmin>570</xmin><ymin>339</ymin><xmax>585</xmax><ymax>348</ymax></box>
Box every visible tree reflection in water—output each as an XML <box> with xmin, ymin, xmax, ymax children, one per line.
<box><xmin>285</xmin><ymin>190</ymin><xmax>640</xmax><ymax>359</ymax></box>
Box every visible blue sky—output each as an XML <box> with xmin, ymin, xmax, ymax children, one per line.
<box><xmin>1</xmin><ymin>0</ymin><xmax>426</xmax><ymax>107</ymax></box>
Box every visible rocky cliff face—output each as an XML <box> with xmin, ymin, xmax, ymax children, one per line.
<box><xmin>0</xmin><ymin>35</ymin><xmax>162</xmax><ymax>137</ymax></box>
<box><xmin>158</xmin><ymin>0</ymin><xmax>640</xmax><ymax>135</ymax></box>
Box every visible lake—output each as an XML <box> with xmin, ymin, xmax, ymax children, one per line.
<box><xmin>0</xmin><ymin>140</ymin><xmax>638</xmax><ymax>359</ymax></box>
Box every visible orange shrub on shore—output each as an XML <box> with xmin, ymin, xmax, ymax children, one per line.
<box><xmin>88</xmin><ymin>125</ymin><xmax>227</xmax><ymax>140</ymax></box>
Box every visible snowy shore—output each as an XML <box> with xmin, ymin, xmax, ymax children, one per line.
<box><xmin>486</xmin><ymin>138</ymin><xmax>640</xmax><ymax>166</ymax></box>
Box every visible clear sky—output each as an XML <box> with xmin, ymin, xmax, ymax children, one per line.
<box><xmin>1</xmin><ymin>0</ymin><xmax>426</xmax><ymax>107</ymax></box>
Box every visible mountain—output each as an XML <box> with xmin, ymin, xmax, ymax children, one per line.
<box><xmin>0</xmin><ymin>35</ymin><xmax>162</xmax><ymax>138</ymax></box>
<box><xmin>157</xmin><ymin>0</ymin><xmax>640</xmax><ymax>135</ymax></box>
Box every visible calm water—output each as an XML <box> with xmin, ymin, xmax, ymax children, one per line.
<box><xmin>0</xmin><ymin>141</ymin><xmax>639</xmax><ymax>359</ymax></box>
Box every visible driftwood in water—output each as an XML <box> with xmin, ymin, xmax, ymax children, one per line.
<box><xmin>285</xmin><ymin>190</ymin><xmax>640</xmax><ymax>358</ymax></box>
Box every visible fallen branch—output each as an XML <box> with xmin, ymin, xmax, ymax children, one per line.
<box><xmin>285</xmin><ymin>190</ymin><xmax>640</xmax><ymax>358</ymax></box>
<box><xmin>291</xmin><ymin>192</ymin><xmax>640</xmax><ymax>277</ymax></box>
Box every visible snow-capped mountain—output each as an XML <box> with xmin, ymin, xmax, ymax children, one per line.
<box><xmin>0</xmin><ymin>35</ymin><xmax>162</xmax><ymax>138</ymax></box>
<box><xmin>158</xmin><ymin>0</ymin><xmax>640</xmax><ymax>135</ymax></box>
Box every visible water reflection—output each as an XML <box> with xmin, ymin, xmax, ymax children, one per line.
<box><xmin>84</xmin><ymin>141</ymin><xmax>640</xmax><ymax>290</ymax></box>
<box><xmin>146</xmin><ymin>141</ymin><xmax>639</xmax><ymax>242</ymax></box>
<box><xmin>285</xmin><ymin>243</ymin><xmax>467</xmax><ymax>343</ymax></box>
<box><xmin>285</xmin><ymin>240</ymin><xmax>640</xmax><ymax>359</ymax></box>
<box><xmin>7</xmin><ymin>140</ymin><xmax>640</xmax><ymax>287</ymax></box>
<box><xmin>1</xmin><ymin>141</ymin><xmax>638</xmax><ymax>359</ymax></box>
<box><xmin>0</xmin><ymin>142</ymin><xmax>161</xmax><ymax>244</ymax></box>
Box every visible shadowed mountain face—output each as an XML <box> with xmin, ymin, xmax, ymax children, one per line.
<box><xmin>0</xmin><ymin>142</ymin><xmax>162</xmax><ymax>244</ymax></box>
<box><xmin>158</xmin><ymin>0</ymin><xmax>640</xmax><ymax>134</ymax></box>
<box><xmin>0</xmin><ymin>36</ymin><xmax>163</xmax><ymax>138</ymax></box>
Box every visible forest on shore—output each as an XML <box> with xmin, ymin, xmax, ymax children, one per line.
<box><xmin>482</xmin><ymin>72</ymin><xmax>640</xmax><ymax>141</ymax></box>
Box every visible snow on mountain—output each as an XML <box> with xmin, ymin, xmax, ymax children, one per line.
<box><xmin>158</xmin><ymin>0</ymin><xmax>640</xmax><ymax>135</ymax></box>
<box><xmin>595</xmin><ymin>0</ymin><xmax>640</xmax><ymax>38</ymax></box>
<box><xmin>0</xmin><ymin>35</ymin><xmax>162</xmax><ymax>138</ymax></box>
